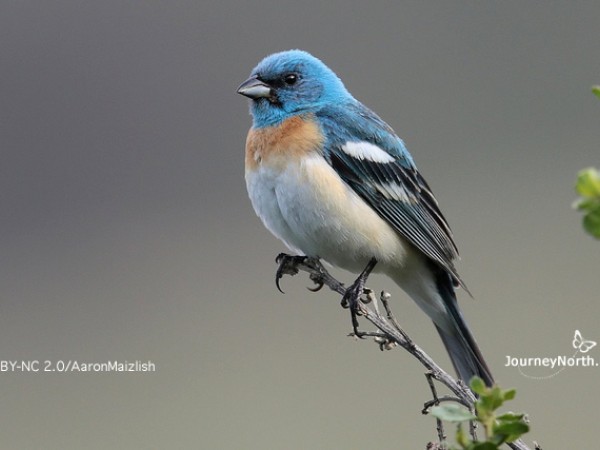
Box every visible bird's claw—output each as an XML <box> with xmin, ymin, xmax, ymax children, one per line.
<box><xmin>275</xmin><ymin>253</ymin><xmax>308</xmax><ymax>293</ymax></box>
<box><xmin>341</xmin><ymin>258</ymin><xmax>378</xmax><ymax>338</ymax></box>
<box><xmin>307</xmin><ymin>278</ymin><xmax>324</xmax><ymax>292</ymax></box>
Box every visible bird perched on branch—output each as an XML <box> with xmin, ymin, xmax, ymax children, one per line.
<box><xmin>237</xmin><ymin>49</ymin><xmax>493</xmax><ymax>386</ymax></box>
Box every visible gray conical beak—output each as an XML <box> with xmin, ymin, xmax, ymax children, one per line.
<box><xmin>237</xmin><ymin>76</ymin><xmax>272</xmax><ymax>99</ymax></box>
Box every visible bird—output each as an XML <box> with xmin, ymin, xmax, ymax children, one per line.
<box><xmin>237</xmin><ymin>49</ymin><xmax>494</xmax><ymax>387</ymax></box>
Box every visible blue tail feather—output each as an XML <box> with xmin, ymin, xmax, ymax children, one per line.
<box><xmin>433</xmin><ymin>266</ymin><xmax>494</xmax><ymax>387</ymax></box>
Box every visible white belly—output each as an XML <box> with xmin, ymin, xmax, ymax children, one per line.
<box><xmin>245</xmin><ymin>154</ymin><xmax>411</xmax><ymax>273</ymax></box>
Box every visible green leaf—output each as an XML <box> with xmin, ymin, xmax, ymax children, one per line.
<box><xmin>470</xmin><ymin>377</ymin><xmax>487</xmax><ymax>396</ymax></box>
<box><xmin>574</xmin><ymin>168</ymin><xmax>600</xmax><ymax>238</ymax></box>
<box><xmin>496</xmin><ymin>412</ymin><xmax>524</xmax><ymax>421</ymax></box>
<box><xmin>430</xmin><ymin>404</ymin><xmax>476</xmax><ymax>422</ymax></box>
<box><xmin>592</xmin><ymin>85</ymin><xmax>600</xmax><ymax>99</ymax></box>
<box><xmin>471</xmin><ymin>442</ymin><xmax>499</xmax><ymax>450</ymax></box>
<box><xmin>502</xmin><ymin>389</ymin><xmax>516</xmax><ymax>401</ymax></box>
<box><xmin>574</xmin><ymin>197</ymin><xmax>600</xmax><ymax>212</ymax></box>
<box><xmin>583</xmin><ymin>208</ymin><xmax>600</xmax><ymax>238</ymax></box>
<box><xmin>495</xmin><ymin>421</ymin><xmax>529</xmax><ymax>434</ymax></box>
<box><xmin>494</xmin><ymin>421</ymin><xmax>530</xmax><ymax>442</ymax></box>
<box><xmin>456</xmin><ymin>424</ymin><xmax>470</xmax><ymax>447</ymax></box>
<box><xmin>478</xmin><ymin>386</ymin><xmax>504</xmax><ymax>414</ymax></box>
<box><xmin>576</xmin><ymin>168</ymin><xmax>600</xmax><ymax>198</ymax></box>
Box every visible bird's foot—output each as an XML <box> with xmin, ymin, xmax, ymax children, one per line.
<box><xmin>275</xmin><ymin>253</ymin><xmax>329</xmax><ymax>293</ymax></box>
<box><xmin>341</xmin><ymin>258</ymin><xmax>377</xmax><ymax>338</ymax></box>
<box><xmin>275</xmin><ymin>254</ymin><xmax>378</xmax><ymax>338</ymax></box>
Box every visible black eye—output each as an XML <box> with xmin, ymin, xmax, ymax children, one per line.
<box><xmin>283</xmin><ymin>73</ymin><xmax>298</xmax><ymax>85</ymax></box>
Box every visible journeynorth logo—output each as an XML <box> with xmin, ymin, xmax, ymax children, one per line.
<box><xmin>572</xmin><ymin>329</ymin><xmax>597</xmax><ymax>353</ymax></box>
<box><xmin>505</xmin><ymin>330</ymin><xmax>598</xmax><ymax>380</ymax></box>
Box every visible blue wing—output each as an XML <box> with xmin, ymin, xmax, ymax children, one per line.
<box><xmin>317</xmin><ymin>102</ymin><xmax>465</xmax><ymax>289</ymax></box>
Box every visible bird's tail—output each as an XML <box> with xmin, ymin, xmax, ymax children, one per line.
<box><xmin>435</xmin><ymin>324</ymin><xmax>494</xmax><ymax>387</ymax></box>
<box><xmin>434</xmin><ymin>269</ymin><xmax>494</xmax><ymax>387</ymax></box>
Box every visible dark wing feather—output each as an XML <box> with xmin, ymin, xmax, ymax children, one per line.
<box><xmin>329</xmin><ymin>147</ymin><xmax>466</xmax><ymax>290</ymax></box>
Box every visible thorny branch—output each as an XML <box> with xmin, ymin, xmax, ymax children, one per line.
<box><xmin>275</xmin><ymin>253</ymin><xmax>537</xmax><ymax>450</ymax></box>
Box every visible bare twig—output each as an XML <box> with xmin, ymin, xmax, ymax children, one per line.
<box><xmin>425</xmin><ymin>372</ymin><xmax>447</xmax><ymax>446</ymax></box>
<box><xmin>276</xmin><ymin>254</ymin><xmax>536</xmax><ymax>450</ymax></box>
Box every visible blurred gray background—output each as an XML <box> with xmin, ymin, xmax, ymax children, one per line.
<box><xmin>1</xmin><ymin>1</ymin><xmax>599</xmax><ymax>449</ymax></box>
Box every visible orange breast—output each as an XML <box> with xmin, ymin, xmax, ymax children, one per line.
<box><xmin>245</xmin><ymin>115</ymin><xmax>324</xmax><ymax>172</ymax></box>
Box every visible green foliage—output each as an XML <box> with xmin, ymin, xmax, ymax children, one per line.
<box><xmin>574</xmin><ymin>167</ymin><xmax>600</xmax><ymax>239</ymax></box>
<box><xmin>429</xmin><ymin>377</ymin><xmax>529</xmax><ymax>449</ymax></box>
<box><xmin>592</xmin><ymin>85</ymin><xmax>600</xmax><ymax>99</ymax></box>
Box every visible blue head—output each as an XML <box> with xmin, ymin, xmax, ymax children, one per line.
<box><xmin>237</xmin><ymin>50</ymin><xmax>352</xmax><ymax>128</ymax></box>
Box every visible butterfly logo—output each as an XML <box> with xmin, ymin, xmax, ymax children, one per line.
<box><xmin>572</xmin><ymin>330</ymin><xmax>597</xmax><ymax>353</ymax></box>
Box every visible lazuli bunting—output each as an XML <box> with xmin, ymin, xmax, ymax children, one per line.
<box><xmin>238</xmin><ymin>50</ymin><xmax>493</xmax><ymax>386</ymax></box>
